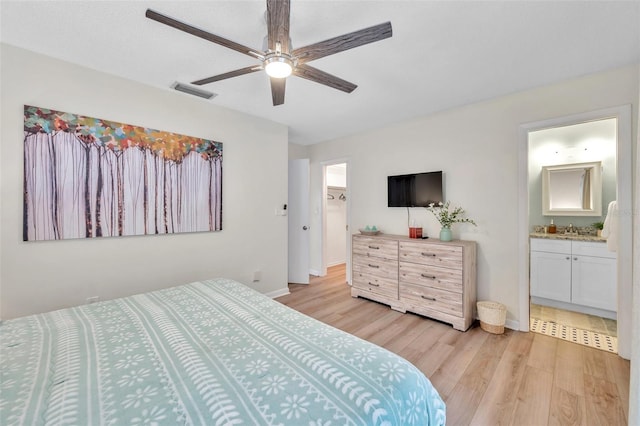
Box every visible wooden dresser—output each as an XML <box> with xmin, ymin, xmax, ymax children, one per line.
<box><xmin>351</xmin><ymin>233</ymin><xmax>477</xmax><ymax>331</ymax></box>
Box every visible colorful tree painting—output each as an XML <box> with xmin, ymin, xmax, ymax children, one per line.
<box><xmin>23</xmin><ymin>105</ymin><xmax>223</xmax><ymax>241</ymax></box>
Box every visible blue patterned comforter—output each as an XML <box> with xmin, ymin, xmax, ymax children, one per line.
<box><xmin>1</xmin><ymin>278</ymin><xmax>445</xmax><ymax>425</ymax></box>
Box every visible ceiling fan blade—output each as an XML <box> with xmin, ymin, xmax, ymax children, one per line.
<box><xmin>293</xmin><ymin>64</ymin><xmax>357</xmax><ymax>93</ymax></box>
<box><xmin>267</xmin><ymin>0</ymin><xmax>291</xmax><ymax>53</ymax></box>
<box><xmin>292</xmin><ymin>21</ymin><xmax>392</xmax><ymax>64</ymax></box>
<box><xmin>270</xmin><ymin>77</ymin><xmax>286</xmax><ymax>106</ymax></box>
<box><xmin>146</xmin><ymin>9</ymin><xmax>260</xmax><ymax>59</ymax></box>
<box><xmin>192</xmin><ymin>66</ymin><xmax>261</xmax><ymax>85</ymax></box>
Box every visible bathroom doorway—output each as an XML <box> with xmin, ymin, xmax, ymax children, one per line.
<box><xmin>528</xmin><ymin>119</ymin><xmax>617</xmax><ymax>352</ymax></box>
<box><xmin>519</xmin><ymin>105</ymin><xmax>632</xmax><ymax>358</ymax></box>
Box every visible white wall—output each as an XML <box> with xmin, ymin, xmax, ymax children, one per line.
<box><xmin>306</xmin><ymin>64</ymin><xmax>639</xmax><ymax>328</ymax></box>
<box><xmin>288</xmin><ymin>142</ymin><xmax>309</xmax><ymax>160</ymax></box>
<box><xmin>0</xmin><ymin>44</ymin><xmax>290</xmax><ymax>319</ymax></box>
<box><xmin>326</xmin><ymin>164</ymin><xmax>347</xmax><ymax>188</ymax></box>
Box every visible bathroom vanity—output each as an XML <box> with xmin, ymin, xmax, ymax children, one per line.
<box><xmin>530</xmin><ymin>234</ymin><xmax>616</xmax><ymax>319</ymax></box>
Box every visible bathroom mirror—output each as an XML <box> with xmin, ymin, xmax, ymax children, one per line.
<box><xmin>542</xmin><ymin>161</ymin><xmax>602</xmax><ymax>216</ymax></box>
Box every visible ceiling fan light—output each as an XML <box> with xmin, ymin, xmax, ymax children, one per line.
<box><xmin>264</xmin><ymin>56</ymin><xmax>293</xmax><ymax>78</ymax></box>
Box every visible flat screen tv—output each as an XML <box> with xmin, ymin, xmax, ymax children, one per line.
<box><xmin>387</xmin><ymin>171</ymin><xmax>444</xmax><ymax>207</ymax></box>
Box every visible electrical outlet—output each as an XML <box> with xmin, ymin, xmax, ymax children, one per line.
<box><xmin>86</xmin><ymin>296</ymin><xmax>100</xmax><ymax>304</ymax></box>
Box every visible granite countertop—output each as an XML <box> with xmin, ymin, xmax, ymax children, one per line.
<box><xmin>529</xmin><ymin>232</ymin><xmax>606</xmax><ymax>242</ymax></box>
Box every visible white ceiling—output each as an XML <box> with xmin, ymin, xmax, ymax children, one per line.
<box><xmin>1</xmin><ymin>1</ymin><xmax>639</xmax><ymax>145</ymax></box>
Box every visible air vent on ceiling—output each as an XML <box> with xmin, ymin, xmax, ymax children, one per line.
<box><xmin>172</xmin><ymin>82</ymin><xmax>217</xmax><ymax>99</ymax></box>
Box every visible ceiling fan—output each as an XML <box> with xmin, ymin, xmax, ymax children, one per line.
<box><xmin>146</xmin><ymin>0</ymin><xmax>392</xmax><ymax>106</ymax></box>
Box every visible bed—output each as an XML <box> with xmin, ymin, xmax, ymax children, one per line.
<box><xmin>1</xmin><ymin>278</ymin><xmax>445</xmax><ymax>425</ymax></box>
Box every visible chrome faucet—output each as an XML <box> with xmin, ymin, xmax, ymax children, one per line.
<box><xmin>566</xmin><ymin>223</ymin><xmax>576</xmax><ymax>234</ymax></box>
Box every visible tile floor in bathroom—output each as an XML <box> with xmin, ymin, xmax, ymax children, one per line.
<box><xmin>530</xmin><ymin>303</ymin><xmax>617</xmax><ymax>337</ymax></box>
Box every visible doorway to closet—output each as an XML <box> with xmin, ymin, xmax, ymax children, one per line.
<box><xmin>322</xmin><ymin>162</ymin><xmax>350</xmax><ymax>284</ymax></box>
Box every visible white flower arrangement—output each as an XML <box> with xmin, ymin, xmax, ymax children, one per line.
<box><xmin>427</xmin><ymin>201</ymin><xmax>477</xmax><ymax>229</ymax></box>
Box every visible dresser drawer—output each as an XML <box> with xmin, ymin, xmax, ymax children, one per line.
<box><xmin>400</xmin><ymin>282</ymin><xmax>463</xmax><ymax>317</ymax></box>
<box><xmin>399</xmin><ymin>262</ymin><xmax>463</xmax><ymax>293</ymax></box>
<box><xmin>399</xmin><ymin>241</ymin><xmax>462</xmax><ymax>269</ymax></box>
<box><xmin>353</xmin><ymin>236</ymin><xmax>398</xmax><ymax>260</ymax></box>
<box><xmin>352</xmin><ymin>272</ymin><xmax>398</xmax><ymax>299</ymax></box>
<box><xmin>353</xmin><ymin>255</ymin><xmax>398</xmax><ymax>280</ymax></box>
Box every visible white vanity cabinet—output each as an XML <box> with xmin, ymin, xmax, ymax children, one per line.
<box><xmin>571</xmin><ymin>242</ymin><xmax>617</xmax><ymax>311</ymax></box>
<box><xmin>530</xmin><ymin>240</ymin><xmax>572</xmax><ymax>303</ymax></box>
<box><xmin>530</xmin><ymin>238</ymin><xmax>616</xmax><ymax>317</ymax></box>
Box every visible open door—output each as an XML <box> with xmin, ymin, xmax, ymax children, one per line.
<box><xmin>288</xmin><ymin>159</ymin><xmax>310</xmax><ymax>284</ymax></box>
<box><xmin>322</xmin><ymin>161</ymin><xmax>351</xmax><ymax>283</ymax></box>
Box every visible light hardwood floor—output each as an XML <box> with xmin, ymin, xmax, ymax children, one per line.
<box><xmin>276</xmin><ymin>264</ymin><xmax>630</xmax><ymax>426</ymax></box>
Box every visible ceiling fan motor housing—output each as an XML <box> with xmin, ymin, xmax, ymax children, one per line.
<box><xmin>264</xmin><ymin>53</ymin><xmax>295</xmax><ymax>78</ymax></box>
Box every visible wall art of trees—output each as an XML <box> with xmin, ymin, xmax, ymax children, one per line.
<box><xmin>23</xmin><ymin>105</ymin><xmax>223</xmax><ymax>241</ymax></box>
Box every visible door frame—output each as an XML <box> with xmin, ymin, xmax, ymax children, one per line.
<box><xmin>321</xmin><ymin>158</ymin><xmax>351</xmax><ymax>282</ymax></box>
<box><xmin>518</xmin><ymin>104</ymin><xmax>633</xmax><ymax>359</ymax></box>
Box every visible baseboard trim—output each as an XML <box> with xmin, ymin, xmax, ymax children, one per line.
<box><xmin>265</xmin><ymin>287</ymin><xmax>290</xmax><ymax>299</ymax></box>
<box><xmin>309</xmin><ymin>269</ymin><xmax>321</xmax><ymax>277</ymax></box>
<box><xmin>505</xmin><ymin>318</ymin><xmax>520</xmax><ymax>331</ymax></box>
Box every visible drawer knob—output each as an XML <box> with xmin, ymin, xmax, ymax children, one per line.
<box><xmin>368</xmin><ymin>264</ymin><xmax>379</xmax><ymax>269</ymax></box>
<box><xmin>421</xmin><ymin>295</ymin><xmax>437</xmax><ymax>301</ymax></box>
<box><xmin>421</xmin><ymin>273</ymin><xmax>437</xmax><ymax>280</ymax></box>
<box><xmin>368</xmin><ymin>282</ymin><xmax>380</xmax><ymax>287</ymax></box>
<box><xmin>421</xmin><ymin>252</ymin><xmax>436</xmax><ymax>257</ymax></box>
<box><xmin>368</xmin><ymin>245</ymin><xmax>380</xmax><ymax>250</ymax></box>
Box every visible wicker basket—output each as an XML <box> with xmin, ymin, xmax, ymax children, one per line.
<box><xmin>477</xmin><ymin>301</ymin><xmax>507</xmax><ymax>334</ymax></box>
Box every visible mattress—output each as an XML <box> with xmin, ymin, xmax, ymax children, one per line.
<box><xmin>1</xmin><ymin>278</ymin><xmax>445</xmax><ymax>425</ymax></box>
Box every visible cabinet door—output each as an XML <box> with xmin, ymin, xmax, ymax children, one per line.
<box><xmin>571</xmin><ymin>256</ymin><xmax>617</xmax><ymax>311</ymax></box>
<box><xmin>530</xmin><ymin>251</ymin><xmax>571</xmax><ymax>302</ymax></box>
